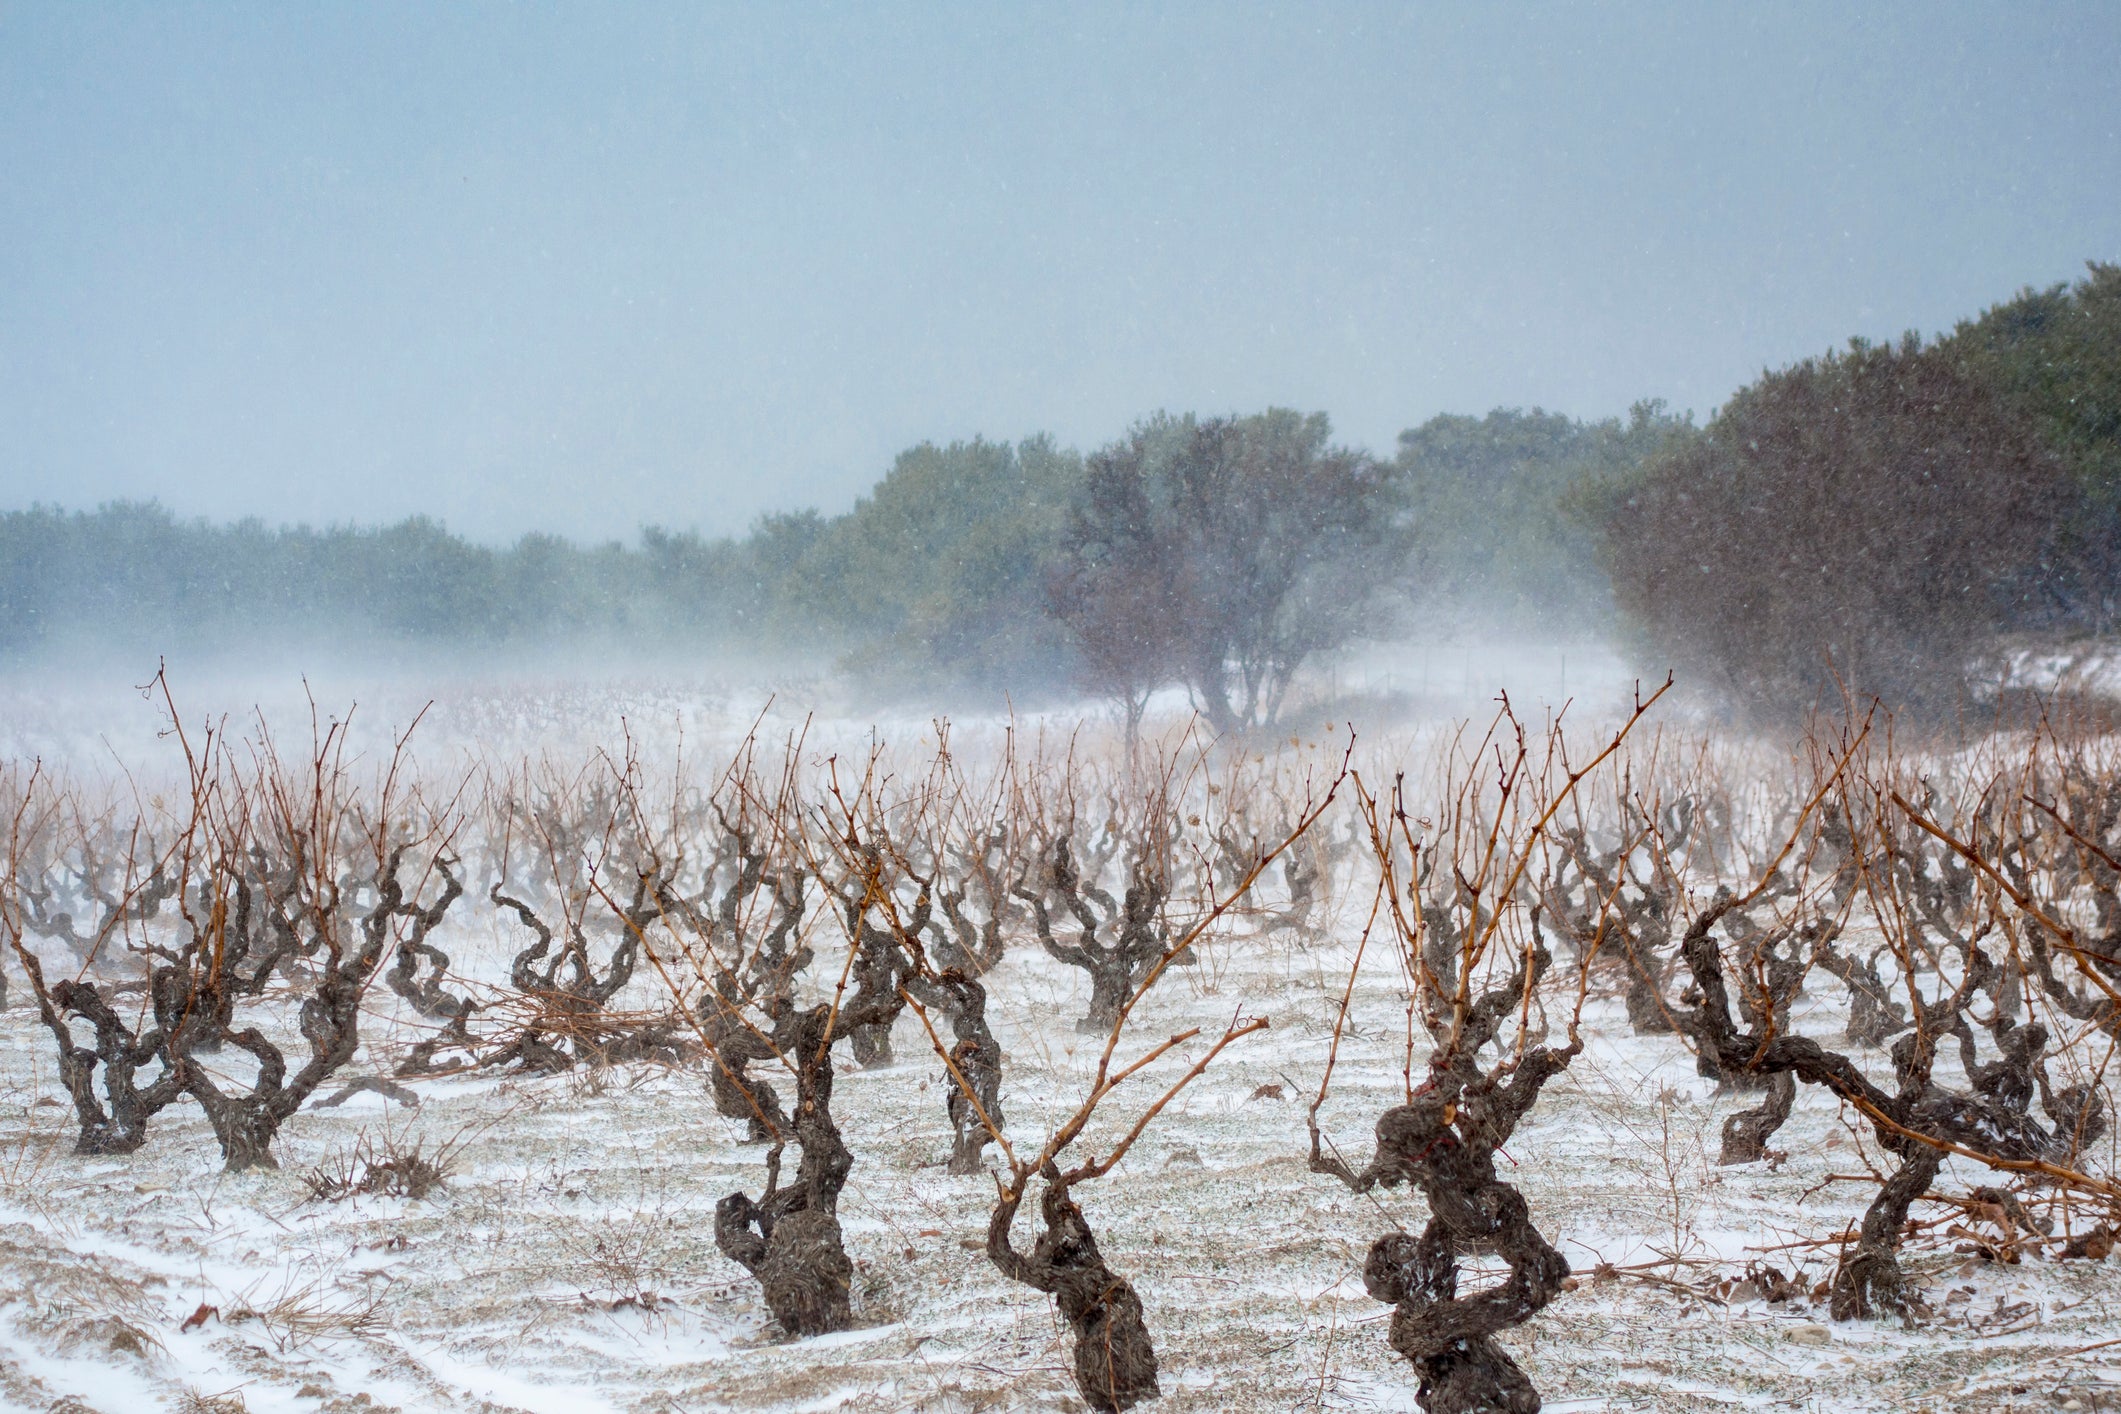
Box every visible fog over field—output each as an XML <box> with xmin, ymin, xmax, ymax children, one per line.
<box><xmin>2</xmin><ymin>7</ymin><xmax>2120</xmax><ymax>1414</ymax></box>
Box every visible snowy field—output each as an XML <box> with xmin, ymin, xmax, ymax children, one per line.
<box><xmin>0</xmin><ymin>658</ymin><xmax>2116</xmax><ymax>1414</ymax></box>
<box><xmin>7</xmin><ymin>939</ymin><xmax>2118</xmax><ymax>1412</ymax></box>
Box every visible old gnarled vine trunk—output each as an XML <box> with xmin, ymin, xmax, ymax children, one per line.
<box><xmin>988</xmin><ymin>1168</ymin><xmax>1159</xmax><ymax>1413</ymax></box>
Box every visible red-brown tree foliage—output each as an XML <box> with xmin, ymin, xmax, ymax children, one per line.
<box><xmin>1600</xmin><ymin>337</ymin><xmax>2069</xmax><ymax>721</ymax></box>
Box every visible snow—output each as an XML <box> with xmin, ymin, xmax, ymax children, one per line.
<box><xmin>0</xmin><ymin>670</ymin><xmax>2116</xmax><ymax>1413</ymax></box>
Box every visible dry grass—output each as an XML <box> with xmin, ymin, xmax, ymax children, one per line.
<box><xmin>300</xmin><ymin>1119</ymin><xmax>478</xmax><ymax>1204</ymax></box>
<box><xmin>217</xmin><ymin>1260</ymin><xmax>389</xmax><ymax>1352</ymax></box>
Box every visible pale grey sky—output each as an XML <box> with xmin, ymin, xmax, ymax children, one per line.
<box><xmin>2</xmin><ymin>2</ymin><xmax>2116</xmax><ymax>542</ymax></box>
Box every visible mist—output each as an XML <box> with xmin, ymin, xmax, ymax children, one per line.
<box><xmin>4</xmin><ymin>20</ymin><xmax>2121</xmax><ymax>1408</ymax></box>
<box><xmin>0</xmin><ymin>4</ymin><xmax>2111</xmax><ymax>757</ymax></box>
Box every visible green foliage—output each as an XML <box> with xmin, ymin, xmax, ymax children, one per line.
<box><xmin>792</xmin><ymin>436</ymin><xmax>1083</xmax><ymax>691</ymax></box>
<box><xmin>1597</xmin><ymin>337</ymin><xmax>2068</xmax><ymax>720</ymax></box>
<box><xmin>740</xmin><ymin>509</ymin><xmax>833</xmax><ymax>637</ymax></box>
<box><xmin>0</xmin><ymin>443</ymin><xmax>1086</xmax><ymax>686</ymax></box>
<box><xmin>0</xmin><ymin>502</ymin><xmax>754</xmax><ymax>659</ymax></box>
<box><xmin>1940</xmin><ymin>262</ymin><xmax>2121</xmax><ymax>503</ymax></box>
<box><xmin>13</xmin><ymin>263</ymin><xmax>2115</xmax><ymax>708</ymax></box>
<box><xmin>639</xmin><ymin>525</ymin><xmax>755</xmax><ymax>627</ymax></box>
<box><xmin>1394</xmin><ymin>402</ymin><xmax>1690</xmax><ymax>628</ymax></box>
<box><xmin>1936</xmin><ymin>263</ymin><xmax>2121</xmax><ymax>626</ymax></box>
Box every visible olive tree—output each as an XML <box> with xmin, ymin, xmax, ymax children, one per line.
<box><xmin>1052</xmin><ymin>409</ymin><xmax>1403</xmax><ymax>736</ymax></box>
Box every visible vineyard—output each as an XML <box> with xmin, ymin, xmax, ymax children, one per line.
<box><xmin>1</xmin><ymin>678</ymin><xmax>2118</xmax><ymax>1413</ymax></box>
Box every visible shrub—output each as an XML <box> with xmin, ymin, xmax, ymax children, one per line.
<box><xmin>1598</xmin><ymin>336</ymin><xmax>2068</xmax><ymax>721</ymax></box>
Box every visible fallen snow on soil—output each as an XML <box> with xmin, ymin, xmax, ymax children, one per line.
<box><xmin>4</xmin><ymin>921</ymin><xmax>2119</xmax><ymax>1414</ymax></box>
<box><xmin>0</xmin><ymin>661</ymin><xmax>2115</xmax><ymax>1413</ymax></box>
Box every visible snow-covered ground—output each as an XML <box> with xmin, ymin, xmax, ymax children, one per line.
<box><xmin>6</xmin><ymin>905</ymin><xmax>2118</xmax><ymax>1411</ymax></box>
<box><xmin>1</xmin><ymin>661</ymin><xmax>2116</xmax><ymax>1413</ymax></box>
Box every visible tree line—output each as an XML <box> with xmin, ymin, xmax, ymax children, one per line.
<box><xmin>2</xmin><ymin>261</ymin><xmax>2114</xmax><ymax>727</ymax></box>
<box><xmin>0</xmin><ymin>410</ymin><xmax>1654</xmax><ymax>727</ymax></box>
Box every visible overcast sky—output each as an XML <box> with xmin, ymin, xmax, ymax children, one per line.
<box><xmin>1</xmin><ymin>3</ymin><xmax>2116</xmax><ymax>543</ymax></box>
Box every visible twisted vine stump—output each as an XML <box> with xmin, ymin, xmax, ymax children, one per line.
<box><xmin>1545</xmin><ymin>819</ymin><xmax>1681</xmax><ymax>1038</ymax></box>
<box><xmin>13</xmin><ymin>891</ymin><xmax>195</xmax><ymax>1156</ymax></box>
<box><xmin>1017</xmin><ymin>835</ymin><xmax>1172</xmax><ymax>1035</ymax></box>
<box><xmin>1710</xmin><ymin>902</ymin><xmax>1823</xmax><ymax>1163</ymax></box>
<box><xmin>383</xmin><ymin>858</ymin><xmax>474</xmax><ymax>1075</ymax></box>
<box><xmin>187</xmin><ymin>842</ymin><xmax>463</xmax><ymax>1171</ymax></box>
<box><xmin>702</xmin><ymin>981</ymin><xmax>791</xmax><ymax>1142</ymax></box>
<box><xmin>990</xmin><ymin>1167</ymin><xmax>1159</xmax><ymax>1411</ymax></box>
<box><xmin>1313</xmin><ymin>1021</ymin><xmax>1581</xmax><ymax>1412</ymax></box>
<box><xmin>714</xmin><ymin>942</ymin><xmax>910</xmax><ymax>1336</ymax></box>
<box><xmin>713</xmin><ymin>1005</ymin><xmax>858</xmax><ymax>1336</ymax></box>
<box><xmin>678</xmin><ymin>856</ymin><xmax>810</xmax><ymax>1141</ymax></box>
<box><xmin>1681</xmin><ymin>899</ymin><xmax>2065</xmax><ymax>1321</ymax></box>
<box><xmin>1717</xmin><ymin>1071</ymin><xmax>1796</xmax><ymax>1165</ymax></box>
<box><xmin>486</xmin><ymin>874</ymin><xmax>695</xmax><ymax>1070</ymax></box>
<box><xmin>905</xmin><ymin>968</ymin><xmax>1004</xmax><ymax>1173</ymax></box>
<box><xmin>1311</xmin><ymin>685</ymin><xmax>1670</xmax><ymax>1412</ymax></box>
<box><xmin>829</xmin><ymin>854</ymin><xmax>926</xmax><ymax>1067</ymax></box>
<box><xmin>926</xmin><ymin>827</ymin><xmax>1017</xmax><ymax>976</ymax></box>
